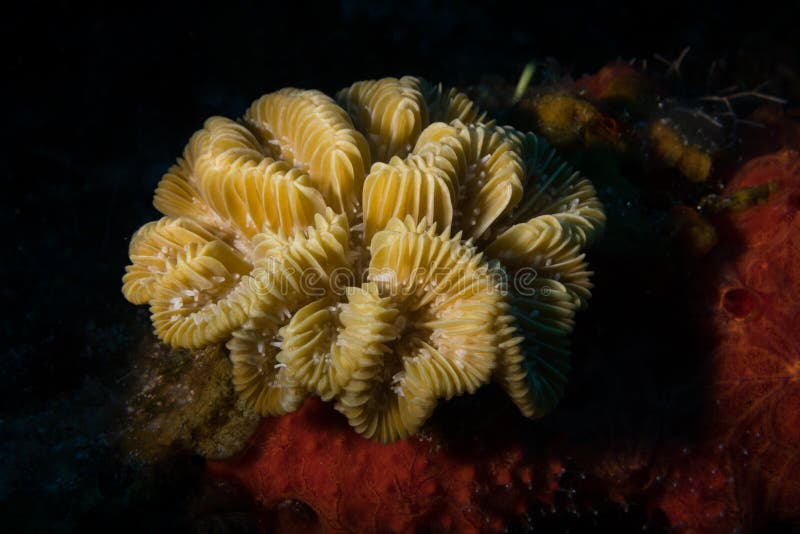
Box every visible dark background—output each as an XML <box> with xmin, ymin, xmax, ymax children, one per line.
<box><xmin>2</xmin><ymin>1</ymin><xmax>798</xmax><ymax>531</ymax></box>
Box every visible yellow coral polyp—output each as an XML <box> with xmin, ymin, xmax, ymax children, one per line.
<box><xmin>245</xmin><ymin>89</ymin><xmax>370</xmax><ymax>216</ymax></box>
<box><xmin>362</xmin><ymin>157</ymin><xmax>455</xmax><ymax>243</ymax></box>
<box><xmin>337</xmin><ymin>76</ymin><xmax>430</xmax><ymax>163</ymax></box>
<box><xmin>122</xmin><ymin>76</ymin><xmax>605</xmax><ymax>443</ymax></box>
<box><xmin>228</xmin><ymin>313</ymin><xmax>308</xmax><ymax>416</ymax></box>
<box><xmin>155</xmin><ymin>117</ymin><xmax>328</xmax><ymax>248</ymax></box>
<box><xmin>276</xmin><ymin>295</ymin><xmax>343</xmax><ymax>401</ymax></box>
<box><xmin>149</xmin><ymin>241</ymin><xmax>257</xmax><ymax>348</ymax></box>
<box><xmin>487</xmin><ymin>215</ymin><xmax>593</xmax><ymax>308</ymax></box>
<box><xmin>252</xmin><ymin>209</ymin><xmax>353</xmax><ymax>303</ymax></box>
<box><xmin>413</xmin><ymin>120</ymin><xmax>524</xmax><ymax>240</ymax></box>
<box><xmin>504</xmin><ymin>129</ymin><xmax>606</xmax><ymax>245</ymax></box>
<box><xmin>122</xmin><ymin>217</ymin><xmax>217</xmax><ymax>305</ymax></box>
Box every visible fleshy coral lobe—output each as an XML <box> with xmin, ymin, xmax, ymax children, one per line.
<box><xmin>122</xmin><ymin>75</ymin><xmax>605</xmax><ymax>443</ymax></box>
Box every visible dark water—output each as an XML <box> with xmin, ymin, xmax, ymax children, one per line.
<box><xmin>2</xmin><ymin>1</ymin><xmax>799</xmax><ymax>531</ymax></box>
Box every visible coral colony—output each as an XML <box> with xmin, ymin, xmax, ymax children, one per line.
<box><xmin>123</xmin><ymin>77</ymin><xmax>604</xmax><ymax>442</ymax></box>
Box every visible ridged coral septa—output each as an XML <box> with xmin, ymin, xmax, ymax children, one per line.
<box><xmin>245</xmin><ymin>89</ymin><xmax>370</xmax><ymax>217</ymax></box>
<box><xmin>367</xmin><ymin>217</ymin><xmax>503</xmax><ymax>397</ymax></box>
<box><xmin>122</xmin><ymin>75</ymin><xmax>604</xmax><ymax>442</ymax></box>
<box><xmin>228</xmin><ymin>314</ymin><xmax>308</xmax><ymax>417</ymax></box>
<box><xmin>337</xmin><ymin>76</ymin><xmax>430</xmax><ymax>163</ymax></box>
<box><xmin>362</xmin><ymin>157</ymin><xmax>455</xmax><ymax>243</ymax></box>
<box><xmin>486</xmin><ymin>214</ymin><xmax>593</xmax><ymax>308</ymax></box>
<box><xmin>149</xmin><ymin>241</ymin><xmax>258</xmax><ymax>348</ymax></box>
<box><xmin>503</xmin><ymin>129</ymin><xmax>606</xmax><ymax>245</ymax></box>
<box><xmin>122</xmin><ymin>216</ymin><xmax>217</xmax><ymax>305</ymax></box>
<box><xmin>493</xmin><ymin>282</ymin><xmax>576</xmax><ymax>418</ymax></box>
<box><xmin>276</xmin><ymin>296</ymin><xmax>343</xmax><ymax>401</ymax></box>
<box><xmin>253</xmin><ymin>208</ymin><xmax>353</xmax><ymax>303</ymax></box>
<box><xmin>333</xmin><ymin>283</ymin><xmax>437</xmax><ymax>443</ymax></box>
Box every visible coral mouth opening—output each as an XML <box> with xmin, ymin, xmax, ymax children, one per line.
<box><xmin>373</xmin><ymin>308</ymin><xmax>433</xmax><ymax>400</ymax></box>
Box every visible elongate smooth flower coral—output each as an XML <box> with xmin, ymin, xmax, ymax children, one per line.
<box><xmin>122</xmin><ymin>76</ymin><xmax>605</xmax><ymax>442</ymax></box>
